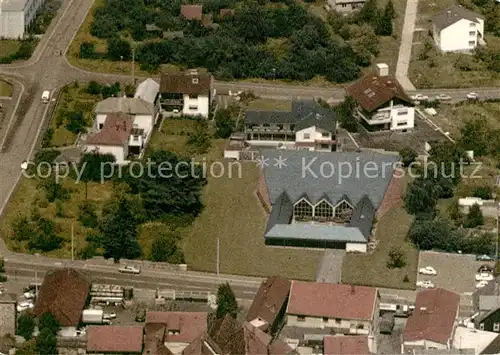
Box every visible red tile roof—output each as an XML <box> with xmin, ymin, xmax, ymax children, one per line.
<box><xmin>404</xmin><ymin>288</ymin><xmax>459</xmax><ymax>345</ymax></box>
<box><xmin>346</xmin><ymin>70</ymin><xmax>412</xmax><ymax>112</ymax></box>
<box><xmin>323</xmin><ymin>336</ymin><xmax>370</xmax><ymax>355</ymax></box>
<box><xmin>246</xmin><ymin>276</ymin><xmax>291</xmax><ymax>330</ymax></box>
<box><xmin>145</xmin><ymin>312</ymin><xmax>207</xmax><ymax>343</ymax></box>
<box><xmin>181</xmin><ymin>5</ymin><xmax>203</xmax><ymax>20</ymax></box>
<box><xmin>286</xmin><ymin>281</ymin><xmax>377</xmax><ymax>321</ymax></box>
<box><xmin>87</xmin><ymin>326</ymin><xmax>144</xmax><ymax>353</ymax></box>
<box><xmin>160</xmin><ymin>72</ymin><xmax>212</xmax><ymax>95</ymax></box>
<box><xmin>86</xmin><ymin>112</ymin><xmax>133</xmax><ymax>146</ymax></box>
<box><xmin>34</xmin><ymin>268</ymin><xmax>89</xmax><ymax>327</ymax></box>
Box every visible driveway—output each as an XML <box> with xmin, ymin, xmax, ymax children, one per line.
<box><xmin>316</xmin><ymin>249</ymin><xmax>345</xmax><ymax>283</ymax></box>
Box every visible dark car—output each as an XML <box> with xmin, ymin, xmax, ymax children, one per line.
<box><xmin>478</xmin><ymin>265</ymin><xmax>494</xmax><ymax>273</ymax></box>
<box><xmin>476</xmin><ymin>255</ymin><xmax>495</xmax><ymax>262</ymax></box>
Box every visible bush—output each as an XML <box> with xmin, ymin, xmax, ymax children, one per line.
<box><xmin>150</xmin><ymin>232</ymin><xmax>185</xmax><ymax>264</ymax></box>
<box><xmin>87</xmin><ymin>81</ymin><xmax>102</xmax><ymax>95</ymax></box>
<box><xmin>463</xmin><ymin>204</ymin><xmax>484</xmax><ymax>228</ymax></box>
<box><xmin>399</xmin><ymin>147</ymin><xmax>418</xmax><ymax>167</ymax></box>
<box><xmin>473</xmin><ymin>186</ymin><xmax>493</xmax><ymax>200</ymax></box>
<box><xmin>78</xmin><ymin>201</ymin><xmax>98</xmax><ymax>228</ymax></box>
<box><xmin>387</xmin><ymin>247</ymin><xmax>406</xmax><ymax>268</ymax></box>
<box><xmin>17</xmin><ymin>313</ymin><xmax>35</xmax><ymax>340</ymax></box>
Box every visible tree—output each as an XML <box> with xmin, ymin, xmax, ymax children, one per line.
<box><xmin>387</xmin><ymin>247</ymin><xmax>406</xmax><ymax>268</ymax></box>
<box><xmin>384</xmin><ymin>0</ymin><xmax>395</xmax><ymax>19</ymax></box>
<box><xmin>11</xmin><ymin>215</ymin><xmax>36</xmax><ymax>241</ymax></box>
<box><xmin>79</xmin><ymin>42</ymin><xmax>96</xmax><ymax>59</ymax></box>
<box><xmin>418</xmin><ymin>38</ymin><xmax>434</xmax><ymax>61</ymax></box>
<box><xmin>78</xmin><ymin>200</ymin><xmax>98</xmax><ymax>228</ymax></box>
<box><xmin>27</xmin><ymin>218</ymin><xmax>63</xmax><ymax>252</ymax></box>
<box><xmin>78</xmin><ymin>152</ymin><xmax>116</xmax><ymax>198</ymax></box>
<box><xmin>464</xmin><ymin>204</ymin><xmax>484</xmax><ymax>228</ymax></box>
<box><xmin>357</xmin><ymin>0</ymin><xmax>379</xmax><ymax>25</ymax></box>
<box><xmin>36</xmin><ymin>328</ymin><xmax>57</xmax><ymax>355</ymax></box>
<box><xmin>100</xmin><ymin>194</ymin><xmax>141</xmax><ymax>262</ymax></box>
<box><xmin>214</xmin><ymin>109</ymin><xmax>235</xmax><ymax>138</ymax></box>
<box><xmin>40</xmin><ymin>177</ymin><xmax>70</xmax><ymax>203</ymax></box>
<box><xmin>408</xmin><ymin>218</ymin><xmax>459</xmax><ymax>251</ymax></box>
<box><xmin>458</xmin><ymin>118</ymin><xmax>489</xmax><ymax>157</ymax></box>
<box><xmin>448</xmin><ymin>199</ymin><xmax>463</xmax><ymax>224</ymax></box>
<box><xmin>107</xmin><ymin>36</ymin><xmax>132</xmax><ymax>61</ymax></box>
<box><xmin>334</xmin><ymin>96</ymin><xmax>358</xmax><ymax>132</ymax></box>
<box><xmin>375</xmin><ymin>10</ymin><xmax>393</xmax><ymax>36</ymax></box>
<box><xmin>17</xmin><ymin>313</ymin><xmax>36</xmax><ymax>340</ymax></box>
<box><xmin>216</xmin><ymin>283</ymin><xmax>238</xmax><ymax>319</ymax></box>
<box><xmin>87</xmin><ymin>81</ymin><xmax>102</xmax><ymax>95</ymax></box>
<box><xmin>16</xmin><ymin>339</ymin><xmax>37</xmax><ymax>355</ymax></box>
<box><xmin>473</xmin><ymin>186</ymin><xmax>493</xmax><ymax>200</ymax></box>
<box><xmin>400</xmin><ymin>147</ymin><xmax>418</xmax><ymax>167</ymax></box>
<box><xmin>429</xmin><ymin>141</ymin><xmax>467</xmax><ymax>185</ymax></box>
<box><xmin>150</xmin><ymin>231</ymin><xmax>185</xmax><ymax>263</ymax></box>
<box><xmin>38</xmin><ymin>313</ymin><xmax>60</xmax><ymax>334</ymax></box>
<box><xmin>187</xmin><ymin>119</ymin><xmax>212</xmax><ymax>154</ymax></box>
<box><xmin>404</xmin><ymin>177</ymin><xmax>441</xmax><ymax>215</ymax></box>
<box><xmin>65</xmin><ymin>111</ymin><xmax>86</xmax><ymax>134</ymax></box>
<box><xmin>0</xmin><ymin>258</ymin><xmax>6</xmax><ymax>282</ymax></box>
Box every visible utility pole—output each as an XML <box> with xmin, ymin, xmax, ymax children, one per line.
<box><xmin>71</xmin><ymin>222</ymin><xmax>74</xmax><ymax>262</ymax></box>
<box><xmin>496</xmin><ymin>203</ymin><xmax>499</xmax><ymax>262</ymax></box>
<box><xmin>216</xmin><ymin>237</ymin><xmax>220</xmax><ymax>276</ymax></box>
<box><xmin>131</xmin><ymin>47</ymin><xmax>135</xmax><ymax>85</ymax></box>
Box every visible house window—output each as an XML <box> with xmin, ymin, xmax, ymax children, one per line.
<box><xmin>168</xmin><ymin>330</ymin><xmax>180</xmax><ymax>335</ymax></box>
<box><xmin>297</xmin><ymin>316</ymin><xmax>306</xmax><ymax>322</ymax></box>
<box><xmin>303</xmin><ymin>133</ymin><xmax>310</xmax><ymax>139</ymax></box>
<box><xmin>397</xmin><ymin>121</ymin><xmax>407</xmax><ymax>126</ymax></box>
<box><xmin>356</xmin><ymin>324</ymin><xmax>364</xmax><ymax>329</ymax></box>
<box><xmin>189</xmin><ymin>105</ymin><xmax>198</xmax><ymax>110</ymax></box>
<box><xmin>334</xmin><ymin>200</ymin><xmax>354</xmax><ymax>222</ymax></box>
<box><xmin>470</xmin><ymin>22</ymin><xmax>476</xmax><ymax>27</ymax></box>
<box><xmin>293</xmin><ymin>199</ymin><xmax>313</xmax><ymax>221</ymax></box>
<box><xmin>98</xmin><ymin>123</ymin><xmax>104</xmax><ymax>130</ymax></box>
<box><xmin>322</xmin><ymin>132</ymin><xmax>329</xmax><ymax>137</ymax></box>
<box><xmin>133</xmin><ymin>135</ymin><xmax>139</xmax><ymax>141</ymax></box>
<box><xmin>192</xmin><ymin>78</ymin><xmax>199</xmax><ymax>84</ymax></box>
<box><xmin>480</xmin><ymin>323</ymin><xmax>485</xmax><ymax>330</ymax></box>
<box><xmin>494</xmin><ymin>323</ymin><xmax>500</xmax><ymax>332</ymax></box>
<box><xmin>263</xmin><ymin>124</ymin><xmax>270</xmax><ymax>128</ymax></box>
<box><xmin>469</xmin><ymin>41</ymin><xmax>476</xmax><ymax>46</ymax></box>
<box><xmin>320</xmin><ymin>144</ymin><xmax>330</xmax><ymax>149</ymax></box>
<box><xmin>322</xmin><ymin>317</ymin><xmax>328</xmax><ymax>322</ymax></box>
<box><xmin>335</xmin><ymin>318</ymin><xmax>341</xmax><ymax>324</ymax></box>
<box><xmin>290</xmin><ymin>124</ymin><xmax>296</xmax><ymax>131</ymax></box>
<box><xmin>189</xmin><ymin>94</ymin><xmax>198</xmax><ymax>99</ymax></box>
<box><xmin>469</xmin><ymin>31</ymin><xmax>476</xmax><ymax>36</ymax></box>
<box><xmin>314</xmin><ymin>200</ymin><xmax>334</xmax><ymax>220</ymax></box>
<box><xmin>277</xmin><ymin>124</ymin><xmax>284</xmax><ymax>130</ymax></box>
<box><xmin>397</xmin><ymin>110</ymin><xmax>408</xmax><ymax>116</ymax></box>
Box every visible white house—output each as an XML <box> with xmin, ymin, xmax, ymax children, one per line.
<box><xmin>0</xmin><ymin>0</ymin><xmax>45</xmax><ymax>39</ymax></box>
<box><xmin>159</xmin><ymin>70</ymin><xmax>214</xmax><ymax>118</ymax></box>
<box><xmin>134</xmin><ymin>78</ymin><xmax>160</xmax><ymax>123</ymax></box>
<box><xmin>285</xmin><ymin>281</ymin><xmax>379</xmax><ymax>352</ymax></box>
<box><xmin>346</xmin><ymin>63</ymin><xmax>415</xmax><ymax>132</ymax></box>
<box><xmin>328</xmin><ymin>0</ymin><xmax>366</xmax><ymax>13</ymax></box>
<box><xmin>431</xmin><ymin>5</ymin><xmax>484</xmax><ymax>52</ymax></box>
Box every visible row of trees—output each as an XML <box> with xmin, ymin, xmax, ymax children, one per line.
<box><xmin>17</xmin><ymin>313</ymin><xmax>60</xmax><ymax>355</ymax></box>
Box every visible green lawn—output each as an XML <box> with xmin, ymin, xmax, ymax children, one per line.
<box><xmin>0</xmin><ymin>79</ymin><xmax>13</xmax><ymax>97</ymax></box>
<box><xmin>0</xmin><ymin>40</ymin><xmax>21</xmax><ymax>59</ymax></box>
<box><xmin>49</xmin><ymin>84</ymin><xmax>102</xmax><ymax>147</ymax></box>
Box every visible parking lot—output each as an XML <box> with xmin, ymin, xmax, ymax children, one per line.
<box><xmin>418</xmin><ymin>251</ymin><xmax>494</xmax><ymax>295</ymax></box>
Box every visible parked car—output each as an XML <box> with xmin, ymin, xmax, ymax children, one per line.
<box><xmin>103</xmin><ymin>313</ymin><xmax>117</xmax><ymax>320</ymax></box>
<box><xmin>476</xmin><ymin>280</ymin><xmax>489</xmax><ymax>289</ymax></box>
<box><xmin>478</xmin><ymin>265</ymin><xmax>494</xmax><ymax>273</ymax></box>
<box><xmin>419</xmin><ymin>266</ymin><xmax>437</xmax><ymax>275</ymax></box>
<box><xmin>411</xmin><ymin>94</ymin><xmax>429</xmax><ymax>102</ymax></box>
<box><xmin>118</xmin><ymin>266</ymin><xmax>140</xmax><ymax>274</ymax></box>
<box><xmin>435</xmin><ymin>94</ymin><xmax>452</xmax><ymax>101</ymax></box>
<box><xmin>475</xmin><ymin>272</ymin><xmax>494</xmax><ymax>281</ymax></box>
<box><xmin>466</xmin><ymin>92</ymin><xmax>479</xmax><ymax>100</ymax></box>
<box><xmin>17</xmin><ymin>301</ymin><xmax>34</xmax><ymax>312</ymax></box>
<box><xmin>24</xmin><ymin>291</ymin><xmax>35</xmax><ymax>299</ymax></box>
<box><xmin>416</xmin><ymin>280</ymin><xmax>435</xmax><ymax>289</ymax></box>
<box><xmin>476</xmin><ymin>255</ymin><xmax>494</xmax><ymax>261</ymax></box>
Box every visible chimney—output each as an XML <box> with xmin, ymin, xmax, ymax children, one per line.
<box><xmin>375</xmin><ymin>63</ymin><xmax>389</xmax><ymax>77</ymax></box>
<box><xmin>350</xmin><ymin>285</ymin><xmax>355</xmax><ymax>294</ymax></box>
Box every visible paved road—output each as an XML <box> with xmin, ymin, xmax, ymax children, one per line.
<box><xmin>396</xmin><ymin>0</ymin><xmax>419</xmax><ymax>91</ymax></box>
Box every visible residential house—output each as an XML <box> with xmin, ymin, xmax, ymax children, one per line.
<box><xmin>285</xmin><ymin>281</ymin><xmax>379</xmax><ymax>351</ymax></box>
<box><xmin>84</xmin><ymin>112</ymin><xmax>135</xmax><ymax>164</ymax></box>
<box><xmin>183</xmin><ymin>315</ymin><xmax>295</xmax><ymax>355</ymax></box>
<box><xmin>452</xmin><ymin>326</ymin><xmax>500</xmax><ymax>354</ymax></box>
<box><xmin>246</xmin><ymin>276</ymin><xmax>291</xmax><ymax>335</ymax></box>
<box><xmin>403</xmin><ymin>288</ymin><xmax>460</xmax><ymax>352</ymax></box>
<box><xmin>244</xmin><ymin>99</ymin><xmax>338</xmax><ymax>152</ymax></box>
<box><xmin>180</xmin><ymin>5</ymin><xmax>203</xmax><ymax>21</ymax></box>
<box><xmin>0</xmin><ymin>294</ymin><xmax>16</xmax><ymax>337</ymax></box>
<box><xmin>144</xmin><ymin>311</ymin><xmax>207</xmax><ymax>354</ymax></box>
<box><xmin>476</xmin><ymin>307</ymin><xmax>500</xmax><ymax>333</ymax></box>
<box><xmin>258</xmin><ymin>150</ymin><xmax>401</xmax><ymax>252</ymax></box>
<box><xmin>33</xmin><ymin>268</ymin><xmax>90</xmax><ymax>336</ymax></box>
<box><xmin>328</xmin><ymin>0</ymin><xmax>365</xmax><ymax>13</ymax></box>
<box><xmin>135</xmin><ymin>78</ymin><xmax>160</xmax><ymax>117</ymax></box>
<box><xmin>431</xmin><ymin>5</ymin><xmax>484</xmax><ymax>52</ymax></box>
<box><xmin>0</xmin><ymin>0</ymin><xmax>45</xmax><ymax>39</ymax></box>
<box><xmin>87</xmin><ymin>325</ymin><xmax>144</xmax><ymax>354</ymax></box>
<box><xmin>323</xmin><ymin>335</ymin><xmax>371</xmax><ymax>355</ymax></box>
<box><xmin>412</xmin><ymin>349</ymin><xmax>475</xmax><ymax>355</ymax></box>
<box><xmin>159</xmin><ymin>71</ymin><xmax>214</xmax><ymax>118</ymax></box>
<box><xmin>346</xmin><ymin>63</ymin><xmax>415</xmax><ymax>132</ymax></box>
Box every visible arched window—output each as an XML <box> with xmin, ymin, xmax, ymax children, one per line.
<box><xmin>334</xmin><ymin>200</ymin><xmax>353</xmax><ymax>222</ymax></box>
<box><xmin>293</xmin><ymin>199</ymin><xmax>313</xmax><ymax>222</ymax></box>
<box><xmin>314</xmin><ymin>200</ymin><xmax>334</xmax><ymax>221</ymax></box>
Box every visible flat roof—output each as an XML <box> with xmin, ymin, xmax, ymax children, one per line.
<box><xmin>1</xmin><ymin>0</ymin><xmax>29</xmax><ymax>12</ymax></box>
<box><xmin>265</xmin><ymin>223</ymin><xmax>367</xmax><ymax>243</ymax></box>
<box><xmin>453</xmin><ymin>327</ymin><xmax>499</xmax><ymax>354</ymax></box>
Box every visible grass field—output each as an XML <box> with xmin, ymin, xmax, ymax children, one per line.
<box><xmin>0</xmin><ymin>79</ymin><xmax>13</xmax><ymax>97</ymax></box>
<box><xmin>0</xmin><ymin>40</ymin><xmax>21</xmax><ymax>59</ymax></box>
<box><xmin>49</xmin><ymin>85</ymin><xmax>101</xmax><ymax>147</ymax></box>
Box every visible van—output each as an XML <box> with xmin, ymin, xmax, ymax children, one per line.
<box><xmin>41</xmin><ymin>91</ymin><xmax>50</xmax><ymax>103</ymax></box>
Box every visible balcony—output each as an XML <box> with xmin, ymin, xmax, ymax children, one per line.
<box><xmin>356</xmin><ymin>109</ymin><xmax>391</xmax><ymax>125</ymax></box>
<box><xmin>246</xmin><ymin>126</ymin><xmax>294</xmax><ymax>133</ymax></box>
<box><xmin>161</xmin><ymin>99</ymin><xmax>183</xmax><ymax>106</ymax></box>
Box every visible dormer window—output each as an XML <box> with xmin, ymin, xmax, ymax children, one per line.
<box><xmin>334</xmin><ymin>200</ymin><xmax>354</xmax><ymax>223</ymax></box>
<box><xmin>192</xmin><ymin>78</ymin><xmax>199</xmax><ymax>84</ymax></box>
<box><xmin>293</xmin><ymin>198</ymin><xmax>313</xmax><ymax>222</ymax></box>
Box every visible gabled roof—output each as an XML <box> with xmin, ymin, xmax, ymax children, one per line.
<box><xmin>34</xmin><ymin>268</ymin><xmax>90</xmax><ymax>327</ymax></box>
<box><xmin>160</xmin><ymin>72</ymin><xmax>212</xmax><ymax>95</ymax></box>
<box><xmin>145</xmin><ymin>312</ymin><xmax>207</xmax><ymax>343</ymax></box>
<box><xmin>245</xmin><ymin>100</ymin><xmax>336</xmax><ymax>132</ymax></box>
<box><xmin>94</xmin><ymin>96</ymin><xmax>154</xmax><ymax>115</ymax></box>
<box><xmin>86</xmin><ymin>112</ymin><xmax>133</xmax><ymax>146</ymax></box>
<box><xmin>87</xmin><ymin>325</ymin><xmax>144</xmax><ymax>353</ymax></box>
<box><xmin>180</xmin><ymin>5</ymin><xmax>203</xmax><ymax>20</ymax></box>
<box><xmin>265</xmin><ymin>224</ymin><xmax>367</xmax><ymax>243</ymax></box>
<box><xmin>286</xmin><ymin>281</ymin><xmax>377</xmax><ymax>321</ymax></box>
<box><xmin>135</xmin><ymin>78</ymin><xmax>159</xmax><ymax>104</ymax></box>
<box><xmin>346</xmin><ymin>70</ymin><xmax>412</xmax><ymax>112</ymax></box>
<box><xmin>403</xmin><ymin>288</ymin><xmax>460</xmax><ymax>344</ymax></box>
<box><xmin>246</xmin><ymin>277</ymin><xmax>291</xmax><ymax>329</ymax></box>
<box><xmin>323</xmin><ymin>336</ymin><xmax>370</xmax><ymax>355</ymax></box>
<box><xmin>432</xmin><ymin>5</ymin><xmax>483</xmax><ymax>32</ymax></box>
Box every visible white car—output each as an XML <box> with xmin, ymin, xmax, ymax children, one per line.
<box><xmin>24</xmin><ymin>291</ymin><xmax>35</xmax><ymax>299</ymax></box>
<box><xmin>419</xmin><ymin>266</ymin><xmax>437</xmax><ymax>275</ymax></box>
<box><xmin>416</xmin><ymin>280</ymin><xmax>435</xmax><ymax>289</ymax></box>
<box><xmin>411</xmin><ymin>94</ymin><xmax>428</xmax><ymax>102</ymax></box>
<box><xmin>118</xmin><ymin>266</ymin><xmax>140</xmax><ymax>274</ymax></box>
<box><xmin>466</xmin><ymin>92</ymin><xmax>479</xmax><ymax>100</ymax></box>
<box><xmin>103</xmin><ymin>313</ymin><xmax>117</xmax><ymax>319</ymax></box>
<box><xmin>17</xmin><ymin>301</ymin><xmax>34</xmax><ymax>312</ymax></box>
<box><xmin>475</xmin><ymin>272</ymin><xmax>494</xmax><ymax>281</ymax></box>
<box><xmin>476</xmin><ymin>280</ymin><xmax>489</xmax><ymax>289</ymax></box>
<box><xmin>435</xmin><ymin>93</ymin><xmax>452</xmax><ymax>101</ymax></box>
